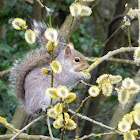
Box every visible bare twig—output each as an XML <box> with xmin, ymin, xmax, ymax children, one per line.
<box><xmin>92</xmin><ymin>0</ymin><xmax>100</xmax><ymax>8</ymax></box>
<box><xmin>60</xmin><ymin>113</ymin><xmax>66</xmax><ymax>140</ymax></box>
<box><xmin>80</xmin><ymin>80</ymin><xmax>94</xmax><ymax>87</ymax></box>
<box><xmin>71</xmin><ymin>96</ymin><xmax>91</xmax><ymax>120</ymax></box>
<box><xmin>69</xmin><ymin>109</ymin><xmax>120</xmax><ymax>132</ymax></box>
<box><xmin>0</xmin><ymin>69</ymin><xmax>10</xmax><ymax>77</ymax></box>
<box><xmin>79</xmin><ymin>132</ymin><xmax>117</xmax><ymax>140</ymax></box>
<box><xmin>10</xmin><ymin>115</ymin><xmax>45</xmax><ymax>140</ymax></box>
<box><xmin>103</xmin><ymin>27</ymin><xmax>120</xmax><ymax>47</ymax></box>
<box><xmin>47</xmin><ymin>116</ymin><xmax>54</xmax><ymax>140</ymax></box>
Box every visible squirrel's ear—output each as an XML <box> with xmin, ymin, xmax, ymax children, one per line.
<box><xmin>67</xmin><ymin>43</ymin><xmax>74</xmax><ymax>49</ymax></box>
<box><xmin>65</xmin><ymin>43</ymin><xmax>74</xmax><ymax>58</ymax></box>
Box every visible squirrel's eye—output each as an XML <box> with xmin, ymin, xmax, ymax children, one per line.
<box><xmin>75</xmin><ymin>57</ymin><xmax>80</xmax><ymax>62</ymax></box>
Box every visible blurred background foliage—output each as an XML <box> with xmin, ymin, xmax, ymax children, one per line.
<box><xmin>0</xmin><ymin>0</ymin><xmax>139</xmax><ymax>139</ymax></box>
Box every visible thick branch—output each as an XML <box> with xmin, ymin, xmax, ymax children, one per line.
<box><xmin>87</xmin><ymin>47</ymin><xmax>137</xmax><ymax>72</ymax></box>
<box><xmin>87</xmin><ymin>57</ymin><xmax>139</xmax><ymax>65</ymax></box>
<box><xmin>0</xmin><ymin>134</ymin><xmax>59</xmax><ymax>140</ymax></box>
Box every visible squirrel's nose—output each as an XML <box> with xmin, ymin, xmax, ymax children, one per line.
<box><xmin>83</xmin><ymin>63</ymin><xmax>89</xmax><ymax>70</ymax></box>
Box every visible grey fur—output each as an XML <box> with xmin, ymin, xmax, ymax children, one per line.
<box><xmin>10</xmin><ymin>21</ymin><xmax>89</xmax><ymax>114</ymax></box>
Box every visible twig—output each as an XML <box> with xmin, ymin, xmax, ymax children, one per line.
<box><xmin>92</xmin><ymin>0</ymin><xmax>100</xmax><ymax>9</ymax></box>
<box><xmin>0</xmin><ymin>69</ymin><xmax>10</xmax><ymax>77</ymax></box>
<box><xmin>127</xmin><ymin>26</ymin><xmax>132</xmax><ymax>47</ymax></box>
<box><xmin>0</xmin><ymin>133</ymin><xmax>60</xmax><ymax>140</ymax></box>
<box><xmin>71</xmin><ymin>96</ymin><xmax>91</xmax><ymax>120</ymax></box>
<box><xmin>47</xmin><ymin>116</ymin><xmax>54</xmax><ymax>140</ymax></box>
<box><xmin>49</xmin><ymin>11</ymin><xmax>52</xmax><ymax>28</ymax></box>
<box><xmin>87</xmin><ymin>57</ymin><xmax>139</xmax><ymax>65</ymax></box>
<box><xmin>60</xmin><ymin>113</ymin><xmax>66</xmax><ymax>140</ymax></box>
<box><xmin>80</xmin><ymin>80</ymin><xmax>94</xmax><ymax>87</ymax></box>
<box><xmin>10</xmin><ymin>115</ymin><xmax>45</xmax><ymax>140</ymax></box>
<box><xmin>103</xmin><ymin>27</ymin><xmax>120</xmax><ymax>47</ymax></box>
<box><xmin>69</xmin><ymin>109</ymin><xmax>120</xmax><ymax>132</ymax></box>
<box><xmin>79</xmin><ymin>132</ymin><xmax>117</xmax><ymax>140</ymax></box>
<box><xmin>86</xmin><ymin>47</ymin><xmax>137</xmax><ymax>72</ymax></box>
<box><xmin>0</xmin><ymin>116</ymin><xmax>18</xmax><ymax>133</ymax></box>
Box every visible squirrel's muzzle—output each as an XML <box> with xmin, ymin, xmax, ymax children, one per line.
<box><xmin>75</xmin><ymin>62</ymin><xmax>89</xmax><ymax>72</ymax></box>
<box><xmin>82</xmin><ymin>63</ymin><xmax>89</xmax><ymax>70</ymax></box>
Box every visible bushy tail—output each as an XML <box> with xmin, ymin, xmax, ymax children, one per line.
<box><xmin>32</xmin><ymin>20</ymin><xmax>65</xmax><ymax>53</ymax></box>
<box><xmin>10</xmin><ymin>21</ymin><xmax>65</xmax><ymax>103</ymax></box>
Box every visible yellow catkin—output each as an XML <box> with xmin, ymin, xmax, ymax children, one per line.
<box><xmin>69</xmin><ymin>2</ymin><xmax>82</xmax><ymax>17</ymax></box>
<box><xmin>51</xmin><ymin>61</ymin><xmax>62</xmax><ymax>74</ymax></box>
<box><xmin>24</xmin><ymin>29</ymin><xmax>36</xmax><ymax>44</ymax></box>
<box><xmin>66</xmin><ymin>119</ymin><xmax>77</xmax><ymax>130</ymax></box>
<box><xmin>12</xmin><ymin>18</ymin><xmax>27</xmax><ymax>30</ymax></box>
<box><xmin>44</xmin><ymin>28</ymin><xmax>58</xmax><ymax>42</ymax></box>
<box><xmin>88</xmin><ymin>86</ymin><xmax>100</xmax><ymax>97</ymax></box>
<box><xmin>57</xmin><ymin>85</ymin><xmax>69</xmax><ymax>99</ymax></box>
<box><xmin>65</xmin><ymin>92</ymin><xmax>76</xmax><ymax>104</ymax></box>
<box><xmin>41</xmin><ymin>68</ymin><xmax>48</xmax><ymax>74</ymax></box>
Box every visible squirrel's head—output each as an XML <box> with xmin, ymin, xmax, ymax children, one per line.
<box><xmin>64</xmin><ymin>43</ymin><xmax>89</xmax><ymax>72</ymax></box>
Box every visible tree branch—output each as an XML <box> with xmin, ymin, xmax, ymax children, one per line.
<box><xmin>87</xmin><ymin>57</ymin><xmax>139</xmax><ymax>65</ymax></box>
<box><xmin>0</xmin><ymin>70</ymin><xmax>10</xmax><ymax>77</ymax></box>
<box><xmin>0</xmin><ymin>134</ymin><xmax>59</xmax><ymax>140</ymax></box>
<box><xmin>47</xmin><ymin>116</ymin><xmax>54</xmax><ymax>140</ymax></box>
<box><xmin>87</xmin><ymin>47</ymin><xmax>137</xmax><ymax>72</ymax></box>
<box><xmin>68</xmin><ymin>109</ymin><xmax>120</xmax><ymax>133</ymax></box>
<box><xmin>11</xmin><ymin>115</ymin><xmax>45</xmax><ymax>140</ymax></box>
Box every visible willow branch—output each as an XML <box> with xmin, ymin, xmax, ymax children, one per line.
<box><xmin>69</xmin><ymin>109</ymin><xmax>121</xmax><ymax>133</ymax></box>
<box><xmin>0</xmin><ymin>116</ymin><xmax>18</xmax><ymax>133</ymax></box>
<box><xmin>87</xmin><ymin>57</ymin><xmax>139</xmax><ymax>65</ymax></box>
<box><xmin>86</xmin><ymin>47</ymin><xmax>137</xmax><ymax>72</ymax></box>
<box><xmin>79</xmin><ymin>132</ymin><xmax>117</xmax><ymax>140</ymax></box>
<box><xmin>0</xmin><ymin>134</ymin><xmax>59</xmax><ymax>140</ymax></box>
<box><xmin>80</xmin><ymin>80</ymin><xmax>94</xmax><ymax>87</ymax></box>
<box><xmin>47</xmin><ymin>116</ymin><xmax>54</xmax><ymax>140</ymax></box>
<box><xmin>10</xmin><ymin>115</ymin><xmax>45</xmax><ymax>140</ymax></box>
<box><xmin>71</xmin><ymin>96</ymin><xmax>91</xmax><ymax>119</ymax></box>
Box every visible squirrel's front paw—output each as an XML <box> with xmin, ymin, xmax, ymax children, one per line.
<box><xmin>81</xmin><ymin>71</ymin><xmax>91</xmax><ymax>80</ymax></box>
<box><xmin>86</xmin><ymin>72</ymin><xmax>91</xmax><ymax>79</ymax></box>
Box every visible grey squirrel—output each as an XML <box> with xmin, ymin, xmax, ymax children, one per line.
<box><xmin>10</xmin><ymin>21</ymin><xmax>90</xmax><ymax>114</ymax></box>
